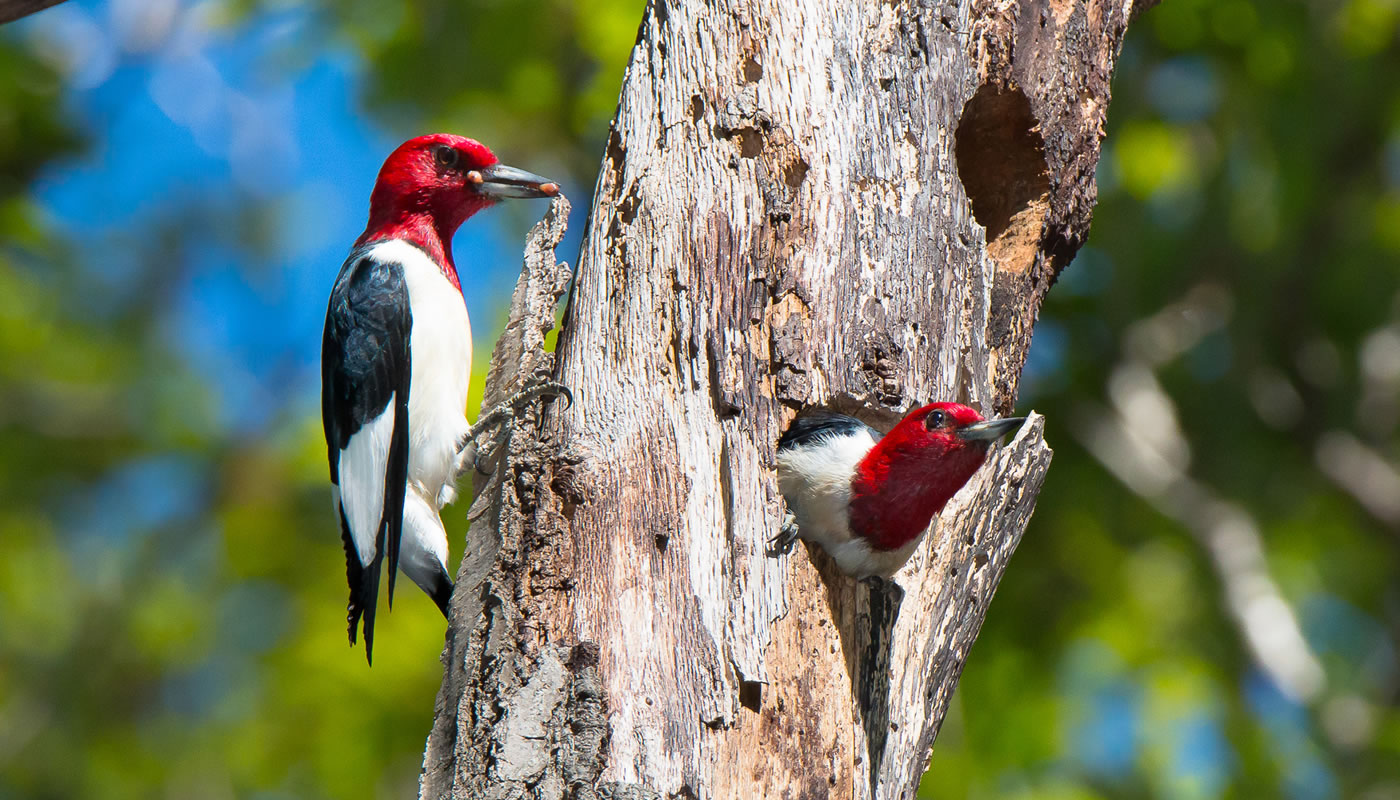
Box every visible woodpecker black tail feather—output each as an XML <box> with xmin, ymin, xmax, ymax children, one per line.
<box><xmin>382</xmin><ymin>382</ymin><xmax>410</xmax><ymax>608</ymax></box>
<box><xmin>339</xmin><ymin>505</ymin><xmax>383</xmax><ymax>665</ymax></box>
<box><xmin>359</xmin><ymin>571</ymin><xmax>380</xmax><ymax>666</ymax></box>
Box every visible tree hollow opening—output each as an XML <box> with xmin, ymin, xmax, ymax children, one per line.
<box><xmin>954</xmin><ymin>84</ymin><xmax>1050</xmax><ymax>274</ymax></box>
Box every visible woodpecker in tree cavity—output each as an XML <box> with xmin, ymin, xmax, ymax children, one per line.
<box><xmin>772</xmin><ymin>403</ymin><xmax>1025</xmax><ymax>578</ymax></box>
<box><xmin>321</xmin><ymin>133</ymin><xmax>563</xmax><ymax>663</ymax></box>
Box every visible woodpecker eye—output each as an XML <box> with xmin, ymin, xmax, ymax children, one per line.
<box><xmin>433</xmin><ymin>145</ymin><xmax>460</xmax><ymax>171</ymax></box>
<box><xmin>924</xmin><ymin>410</ymin><xmax>947</xmax><ymax>431</ymax></box>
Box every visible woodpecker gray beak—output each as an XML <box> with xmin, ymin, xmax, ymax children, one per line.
<box><xmin>468</xmin><ymin>163</ymin><xmax>560</xmax><ymax>198</ymax></box>
<box><xmin>956</xmin><ymin>417</ymin><xmax>1026</xmax><ymax>442</ymax></box>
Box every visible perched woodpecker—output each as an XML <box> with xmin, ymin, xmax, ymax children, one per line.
<box><xmin>321</xmin><ymin>134</ymin><xmax>559</xmax><ymax>663</ymax></box>
<box><xmin>773</xmin><ymin>403</ymin><xmax>1025</xmax><ymax>579</ymax></box>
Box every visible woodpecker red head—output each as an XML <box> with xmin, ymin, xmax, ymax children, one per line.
<box><xmin>358</xmin><ymin>133</ymin><xmax>560</xmax><ymax>283</ymax></box>
<box><xmin>773</xmin><ymin>402</ymin><xmax>1025</xmax><ymax>578</ymax></box>
<box><xmin>322</xmin><ymin>134</ymin><xmax>557</xmax><ymax>663</ymax></box>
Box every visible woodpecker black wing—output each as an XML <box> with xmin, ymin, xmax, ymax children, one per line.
<box><xmin>322</xmin><ymin>250</ymin><xmax>412</xmax><ymax>664</ymax></box>
<box><xmin>778</xmin><ymin>410</ymin><xmax>879</xmax><ymax>452</ymax></box>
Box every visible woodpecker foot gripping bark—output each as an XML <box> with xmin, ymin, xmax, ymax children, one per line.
<box><xmin>456</xmin><ymin>379</ymin><xmax>574</xmax><ymax>476</ymax></box>
<box><xmin>767</xmin><ymin>511</ymin><xmax>801</xmax><ymax>557</ymax></box>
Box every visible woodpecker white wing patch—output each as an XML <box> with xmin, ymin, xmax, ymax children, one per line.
<box><xmin>338</xmin><ymin>397</ymin><xmax>395</xmax><ymax>566</ymax></box>
<box><xmin>777</xmin><ymin>431</ymin><xmax>874</xmax><ymax>523</ymax></box>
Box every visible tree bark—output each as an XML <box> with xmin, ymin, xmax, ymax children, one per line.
<box><xmin>422</xmin><ymin>1</ymin><xmax>1148</xmax><ymax>797</ymax></box>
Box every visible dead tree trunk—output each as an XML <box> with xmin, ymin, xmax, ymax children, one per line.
<box><xmin>422</xmin><ymin>1</ymin><xmax>1151</xmax><ymax>797</ymax></box>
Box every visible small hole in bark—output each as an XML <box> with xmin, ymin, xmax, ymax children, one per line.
<box><xmin>552</xmin><ymin>467</ymin><xmax>584</xmax><ymax>522</ymax></box>
<box><xmin>690</xmin><ymin>94</ymin><xmax>704</xmax><ymax>123</ymax></box>
<box><xmin>742</xmin><ymin>54</ymin><xmax>763</xmax><ymax>82</ymax></box>
<box><xmin>737</xmin><ymin>130</ymin><xmax>763</xmax><ymax>158</ymax></box>
<box><xmin>879</xmin><ymin>77</ymin><xmax>894</xmax><ymax>91</ymax></box>
<box><xmin>974</xmin><ymin>550</ymin><xmax>990</xmax><ymax>568</ymax></box>
<box><xmin>784</xmin><ymin>157</ymin><xmax>808</xmax><ymax>189</ymax></box>
<box><xmin>954</xmin><ymin>83</ymin><xmax>1050</xmax><ymax>246</ymax></box>
<box><xmin>717</xmin><ymin>124</ymin><xmax>766</xmax><ymax>160</ymax></box>
<box><xmin>654</xmin><ymin>532</ymin><xmax>669</xmax><ymax>552</ymax></box>
<box><xmin>740</xmin><ymin>680</ymin><xmax>762</xmax><ymax>712</ymax></box>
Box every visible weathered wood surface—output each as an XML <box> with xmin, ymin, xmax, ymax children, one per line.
<box><xmin>422</xmin><ymin>1</ymin><xmax>1148</xmax><ymax>797</ymax></box>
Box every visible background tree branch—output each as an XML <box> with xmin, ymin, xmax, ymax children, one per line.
<box><xmin>0</xmin><ymin>0</ymin><xmax>65</xmax><ymax>25</ymax></box>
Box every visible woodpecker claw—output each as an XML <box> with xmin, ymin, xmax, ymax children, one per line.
<box><xmin>456</xmin><ymin>379</ymin><xmax>573</xmax><ymax>476</ymax></box>
<box><xmin>767</xmin><ymin>512</ymin><xmax>802</xmax><ymax>557</ymax></box>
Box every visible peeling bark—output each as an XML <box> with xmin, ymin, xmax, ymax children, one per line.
<box><xmin>422</xmin><ymin>1</ymin><xmax>1143</xmax><ymax>797</ymax></box>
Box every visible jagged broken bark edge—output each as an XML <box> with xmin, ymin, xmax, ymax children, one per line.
<box><xmin>884</xmin><ymin>413</ymin><xmax>1053</xmax><ymax>793</ymax></box>
<box><xmin>479</xmin><ymin>196</ymin><xmax>574</xmax><ymax>409</ymax></box>
<box><xmin>420</xmin><ymin>196</ymin><xmax>575</xmax><ymax>800</ymax></box>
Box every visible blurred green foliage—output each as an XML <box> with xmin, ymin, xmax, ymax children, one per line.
<box><xmin>294</xmin><ymin>0</ymin><xmax>637</xmax><ymax>176</ymax></box>
<box><xmin>0</xmin><ymin>1</ymin><xmax>638</xmax><ymax>797</ymax></box>
<box><xmin>925</xmin><ymin>0</ymin><xmax>1400</xmax><ymax>797</ymax></box>
<box><xmin>0</xmin><ymin>0</ymin><xmax>1396</xmax><ymax>798</ymax></box>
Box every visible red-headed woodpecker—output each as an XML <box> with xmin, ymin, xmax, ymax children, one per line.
<box><xmin>321</xmin><ymin>134</ymin><xmax>559</xmax><ymax>663</ymax></box>
<box><xmin>772</xmin><ymin>403</ymin><xmax>1025</xmax><ymax>578</ymax></box>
